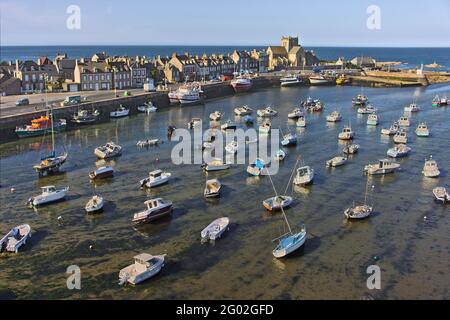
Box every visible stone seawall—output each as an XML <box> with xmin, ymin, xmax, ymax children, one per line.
<box><xmin>0</xmin><ymin>76</ymin><xmax>280</xmax><ymax>144</ymax></box>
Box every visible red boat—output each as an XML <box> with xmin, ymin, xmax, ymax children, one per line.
<box><xmin>231</xmin><ymin>77</ymin><xmax>252</xmax><ymax>93</ymax></box>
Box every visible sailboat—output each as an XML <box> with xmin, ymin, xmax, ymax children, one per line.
<box><xmin>344</xmin><ymin>177</ymin><xmax>373</xmax><ymax>220</ymax></box>
<box><xmin>32</xmin><ymin>78</ymin><xmax>68</xmax><ymax>176</ymax></box>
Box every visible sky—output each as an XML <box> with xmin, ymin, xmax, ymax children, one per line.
<box><xmin>1</xmin><ymin>0</ymin><xmax>450</xmax><ymax>47</ymax></box>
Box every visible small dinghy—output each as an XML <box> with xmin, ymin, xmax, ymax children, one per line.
<box><xmin>274</xmin><ymin>149</ymin><xmax>286</xmax><ymax>161</ymax></box>
<box><xmin>225</xmin><ymin>141</ymin><xmax>239</xmax><ymax>154</ymax></box>
<box><xmin>202</xmin><ymin>158</ymin><xmax>230</xmax><ymax>172</ymax></box>
<box><xmin>201</xmin><ymin>217</ymin><xmax>230</xmax><ymax>241</ymax></box>
<box><xmin>204</xmin><ymin>179</ymin><xmax>222</xmax><ymax>198</ymax></box>
<box><xmin>433</xmin><ymin>187</ymin><xmax>449</xmax><ymax>203</ymax></box>
<box><xmin>343</xmin><ymin>144</ymin><xmax>360</xmax><ymax>155</ymax></box>
<box><xmin>364</xmin><ymin>159</ymin><xmax>400</xmax><ymax>175</ymax></box>
<box><xmin>89</xmin><ymin>166</ymin><xmax>114</xmax><ymax>180</ymax></box>
<box><xmin>422</xmin><ymin>156</ymin><xmax>440</xmax><ymax>178</ymax></box>
<box><xmin>326</xmin><ymin>111</ymin><xmax>342</xmax><ymax>122</ymax></box>
<box><xmin>0</xmin><ymin>224</ymin><xmax>31</xmax><ymax>253</ymax></box>
<box><xmin>288</xmin><ymin>108</ymin><xmax>304</xmax><ymax>119</ymax></box>
<box><xmin>139</xmin><ymin>170</ymin><xmax>171</xmax><ymax>188</ymax></box>
<box><xmin>221</xmin><ymin>120</ymin><xmax>237</xmax><ymax>131</ymax></box>
<box><xmin>234</xmin><ymin>105</ymin><xmax>253</xmax><ymax>116</ymax></box>
<box><xmin>119</xmin><ymin>253</ymin><xmax>166</xmax><ymax>285</ymax></box>
<box><xmin>136</xmin><ymin>139</ymin><xmax>159</xmax><ymax>147</ymax></box>
<box><xmin>263</xmin><ymin>196</ymin><xmax>293</xmax><ymax>212</ymax></box>
<box><xmin>209</xmin><ymin>111</ymin><xmax>223</xmax><ymax>121</ymax></box>
<box><xmin>387</xmin><ymin>144</ymin><xmax>411</xmax><ymax>158</ymax></box>
<box><xmin>132</xmin><ymin>198</ymin><xmax>173</xmax><ymax>224</ymax></box>
<box><xmin>281</xmin><ymin>133</ymin><xmax>298</xmax><ymax>146</ymax></box>
<box><xmin>326</xmin><ymin>156</ymin><xmax>347</xmax><ymax>167</ymax></box>
<box><xmin>85</xmin><ymin>195</ymin><xmax>104</xmax><ymax>214</ymax></box>
<box><xmin>27</xmin><ymin>186</ymin><xmax>69</xmax><ymax>207</ymax></box>
<box><xmin>247</xmin><ymin>158</ymin><xmax>267</xmax><ymax>176</ymax></box>
<box><xmin>94</xmin><ymin>142</ymin><xmax>122</xmax><ymax>159</ymax></box>
<box><xmin>393</xmin><ymin>130</ymin><xmax>407</xmax><ymax>144</ymax></box>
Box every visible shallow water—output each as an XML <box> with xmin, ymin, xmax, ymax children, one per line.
<box><xmin>0</xmin><ymin>83</ymin><xmax>449</xmax><ymax>299</ymax></box>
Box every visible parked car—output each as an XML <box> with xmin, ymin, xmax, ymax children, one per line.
<box><xmin>16</xmin><ymin>98</ymin><xmax>30</xmax><ymax>106</ymax></box>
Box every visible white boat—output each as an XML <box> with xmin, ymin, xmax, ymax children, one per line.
<box><xmin>288</xmin><ymin>108</ymin><xmax>304</xmax><ymax>119</ymax></box>
<box><xmin>387</xmin><ymin>144</ymin><xmax>411</xmax><ymax>158</ymax></box>
<box><xmin>85</xmin><ymin>195</ymin><xmax>104</xmax><ymax>214</ymax></box>
<box><xmin>225</xmin><ymin>141</ymin><xmax>239</xmax><ymax>154</ymax></box>
<box><xmin>234</xmin><ymin>105</ymin><xmax>253</xmax><ymax>116</ymax></box>
<box><xmin>393</xmin><ymin>130</ymin><xmax>408</xmax><ymax>144</ymax></box>
<box><xmin>188</xmin><ymin>118</ymin><xmax>202</xmax><ymax>129</ymax></box>
<box><xmin>263</xmin><ymin>196</ymin><xmax>293</xmax><ymax>211</ymax></box>
<box><xmin>201</xmin><ymin>217</ymin><xmax>230</xmax><ymax>241</ymax></box>
<box><xmin>367</xmin><ymin>113</ymin><xmax>379</xmax><ymax>126</ymax></box>
<box><xmin>326</xmin><ymin>156</ymin><xmax>347</xmax><ymax>167</ymax></box>
<box><xmin>398</xmin><ymin>116</ymin><xmax>410</xmax><ymax>127</ymax></box>
<box><xmin>132</xmin><ymin>198</ymin><xmax>173</xmax><ymax>224</ymax></box>
<box><xmin>209</xmin><ymin>111</ymin><xmax>223</xmax><ymax>121</ymax></box>
<box><xmin>404</xmin><ymin>103</ymin><xmax>420</xmax><ymax>112</ymax></box>
<box><xmin>293</xmin><ymin>166</ymin><xmax>314</xmax><ymax>186</ymax></box>
<box><xmin>119</xmin><ymin>253</ymin><xmax>166</xmax><ymax>285</ymax></box>
<box><xmin>257</xmin><ymin>107</ymin><xmax>278</xmax><ymax>117</ymax></box>
<box><xmin>280</xmin><ymin>75</ymin><xmax>301</xmax><ymax>87</ymax></box>
<box><xmin>0</xmin><ymin>224</ymin><xmax>31</xmax><ymax>254</ymax></box>
<box><xmin>326</xmin><ymin>111</ymin><xmax>342</xmax><ymax>122</ymax></box>
<box><xmin>364</xmin><ymin>159</ymin><xmax>400</xmax><ymax>175</ymax></box>
<box><xmin>381</xmin><ymin>122</ymin><xmax>399</xmax><ymax>136</ymax></box>
<box><xmin>259</xmin><ymin>120</ymin><xmax>271</xmax><ymax>134</ymax></box>
<box><xmin>422</xmin><ymin>156</ymin><xmax>440</xmax><ymax>178</ymax></box>
<box><xmin>136</xmin><ymin>139</ymin><xmax>159</xmax><ymax>147</ymax></box>
<box><xmin>274</xmin><ymin>149</ymin><xmax>286</xmax><ymax>161</ymax></box>
<box><xmin>246</xmin><ymin>158</ymin><xmax>267</xmax><ymax>176</ymax></box>
<box><xmin>139</xmin><ymin>170</ymin><xmax>171</xmax><ymax>188</ymax></box>
<box><xmin>137</xmin><ymin>102</ymin><xmax>157</xmax><ymax>113</ymax></box>
<box><xmin>415</xmin><ymin>123</ymin><xmax>430</xmax><ymax>137</ymax></box>
<box><xmin>94</xmin><ymin>142</ymin><xmax>122</xmax><ymax>159</ymax></box>
<box><xmin>296</xmin><ymin>116</ymin><xmax>306</xmax><ymax>128</ymax></box>
<box><xmin>110</xmin><ymin>105</ymin><xmax>130</xmax><ymax>118</ymax></box>
<box><xmin>27</xmin><ymin>185</ymin><xmax>69</xmax><ymax>207</ymax></box>
<box><xmin>204</xmin><ymin>179</ymin><xmax>222</xmax><ymax>198</ymax></box>
<box><xmin>309</xmin><ymin>74</ymin><xmax>331</xmax><ymax>85</ymax></box>
<box><xmin>221</xmin><ymin>120</ymin><xmax>237</xmax><ymax>130</ymax></box>
<box><xmin>338</xmin><ymin>126</ymin><xmax>354</xmax><ymax>140</ymax></box>
<box><xmin>357</xmin><ymin>104</ymin><xmax>377</xmax><ymax>114</ymax></box>
<box><xmin>433</xmin><ymin>187</ymin><xmax>449</xmax><ymax>203</ymax></box>
<box><xmin>202</xmin><ymin>158</ymin><xmax>230</xmax><ymax>171</ymax></box>
<box><xmin>281</xmin><ymin>133</ymin><xmax>298</xmax><ymax>146</ymax></box>
<box><xmin>343</xmin><ymin>144</ymin><xmax>360</xmax><ymax>155</ymax></box>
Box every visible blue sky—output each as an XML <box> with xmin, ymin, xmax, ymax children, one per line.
<box><xmin>1</xmin><ymin>0</ymin><xmax>450</xmax><ymax>47</ymax></box>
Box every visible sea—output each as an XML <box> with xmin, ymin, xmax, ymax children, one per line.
<box><xmin>1</xmin><ymin>81</ymin><xmax>449</xmax><ymax>299</ymax></box>
<box><xmin>1</xmin><ymin>46</ymin><xmax>450</xmax><ymax>71</ymax></box>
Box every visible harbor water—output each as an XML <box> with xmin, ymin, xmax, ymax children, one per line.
<box><xmin>0</xmin><ymin>83</ymin><xmax>449</xmax><ymax>299</ymax></box>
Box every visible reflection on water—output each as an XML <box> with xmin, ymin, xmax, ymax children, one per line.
<box><xmin>0</xmin><ymin>83</ymin><xmax>449</xmax><ymax>299</ymax></box>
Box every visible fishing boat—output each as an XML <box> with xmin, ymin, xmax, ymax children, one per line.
<box><xmin>393</xmin><ymin>130</ymin><xmax>408</xmax><ymax>144</ymax></box>
<box><xmin>326</xmin><ymin>156</ymin><xmax>347</xmax><ymax>167</ymax></box>
<box><xmin>225</xmin><ymin>141</ymin><xmax>239</xmax><ymax>154</ymax></box>
<box><xmin>415</xmin><ymin>123</ymin><xmax>430</xmax><ymax>137</ymax></box>
<box><xmin>137</xmin><ymin>101</ymin><xmax>157</xmax><ymax>113</ymax></box>
<box><xmin>118</xmin><ymin>253</ymin><xmax>166</xmax><ymax>285</ymax></box>
<box><xmin>243</xmin><ymin>115</ymin><xmax>254</xmax><ymax>125</ymax></box>
<box><xmin>221</xmin><ymin>120</ymin><xmax>237</xmax><ymax>131</ymax></box>
<box><xmin>422</xmin><ymin>156</ymin><xmax>440</xmax><ymax>178</ymax></box>
<box><xmin>110</xmin><ymin>105</ymin><xmax>129</xmax><ymax>118</ymax></box>
<box><xmin>204</xmin><ymin>179</ymin><xmax>222</xmax><ymax>198</ymax></box>
<box><xmin>366</xmin><ymin>113</ymin><xmax>379</xmax><ymax>126</ymax></box>
<box><xmin>209</xmin><ymin>111</ymin><xmax>223</xmax><ymax>121</ymax></box>
<box><xmin>352</xmin><ymin>94</ymin><xmax>369</xmax><ymax>106</ymax></box>
<box><xmin>202</xmin><ymin>158</ymin><xmax>230</xmax><ymax>171</ymax></box>
<box><xmin>201</xmin><ymin>217</ymin><xmax>230</xmax><ymax>241</ymax></box>
<box><xmin>89</xmin><ymin>166</ymin><xmax>114</xmax><ymax>180</ymax></box>
<box><xmin>188</xmin><ymin>118</ymin><xmax>202</xmax><ymax>129</ymax></box>
<box><xmin>326</xmin><ymin>111</ymin><xmax>342</xmax><ymax>122</ymax></box>
<box><xmin>404</xmin><ymin>103</ymin><xmax>420</xmax><ymax>112</ymax></box>
<box><xmin>281</xmin><ymin>132</ymin><xmax>298</xmax><ymax>146</ymax></box>
<box><xmin>132</xmin><ymin>198</ymin><xmax>173</xmax><ymax>224</ymax></box>
<box><xmin>259</xmin><ymin>120</ymin><xmax>271</xmax><ymax>134</ymax></box>
<box><xmin>364</xmin><ymin>159</ymin><xmax>400</xmax><ymax>175</ymax></box>
<box><xmin>257</xmin><ymin>107</ymin><xmax>278</xmax><ymax>117</ymax></box>
<box><xmin>71</xmin><ymin>109</ymin><xmax>100</xmax><ymax>124</ymax></box>
<box><xmin>432</xmin><ymin>95</ymin><xmax>441</xmax><ymax>107</ymax></box>
<box><xmin>274</xmin><ymin>150</ymin><xmax>286</xmax><ymax>161</ymax></box>
<box><xmin>296</xmin><ymin>116</ymin><xmax>306</xmax><ymax>128</ymax></box>
<box><xmin>85</xmin><ymin>195</ymin><xmax>104</xmax><ymax>214</ymax></box>
<box><xmin>387</xmin><ymin>144</ymin><xmax>411</xmax><ymax>158</ymax></box>
<box><xmin>231</xmin><ymin>77</ymin><xmax>252</xmax><ymax>93</ymax></box>
<box><xmin>433</xmin><ymin>187</ymin><xmax>449</xmax><ymax>203</ymax></box>
<box><xmin>27</xmin><ymin>185</ymin><xmax>69</xmax><ymax>207</ymax></box>
<box><xmin>139</xmin><ymin>170</ymin><xmax>171</xmax><ymax>188</ymax></box>
<box><xmin>344</xmin><ymin>177</ymin><xmax>373</xmax><ymax>220</ymax></box>
<box><xmin>234</xmin><ymin>105</ymin><xmax>253</xmax><ymax>116</ymax></box>
<box><xmin>288</xmin><ymin>108</ymin><xmax>304</xmax><ymax>119</ymax></box>
<box><xmin>381</xmin><ymin>122</ymin><xmax>399</xmax><ymax>136</ymax></box>
<box><xmin>280</xmin><ymin>75</ymin><xmax>301</xmax><ymax>87</ymax></box>
<box><xmin>136</xmin><ymin>139</ymin><xmax>159</xmax><ymax>147</ymax></box>
<box><xmin>398</xmin><ymin>116</ymin><xmax>410</xmax><ymax>127</ymax></box>
<box><xmin>0</xmin><ymin>224</ymin><xmax>31</xmax><ymax>254</ymax></box>
<box><xmin>15</xmin><ymin>115</ymin><xmax>67</xmax><ymax>138</ymax></box>
<box><xmin>247</xmin><ymin>158</ymin><xmax>267</xmax><ymax>176</ymax></box>
<box><xmin>94</xmin><ymin>142</ymin><xmax>122</xmax><ymax>159</ymax></box>
<box><xmin>263</xmin><ymin>196</ymin><xmax>293</xmax><ymax>211</ymax></box>
<box><xmin>309</xmin><ymin>74</ymin><xmax>331</xmax><ymax>85</ymax></box>
<box><xmin>293</xmin><ymin>166</ymin><xmax>314</xmax><ymax>186</ymax></box>
<box><xmin>343</xmin><ymin>144</ymin><xmax>360</xmax><ymax>155</ymax></box>
<box><xmin>338</xmin><ymin>125</ymin><xmax>354</xmax><ymax>140</ymax></box>
<box><xmin>357</xmin><ymin>104</ymin><xmax>377</xmax><ymax>114</ymax></box>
